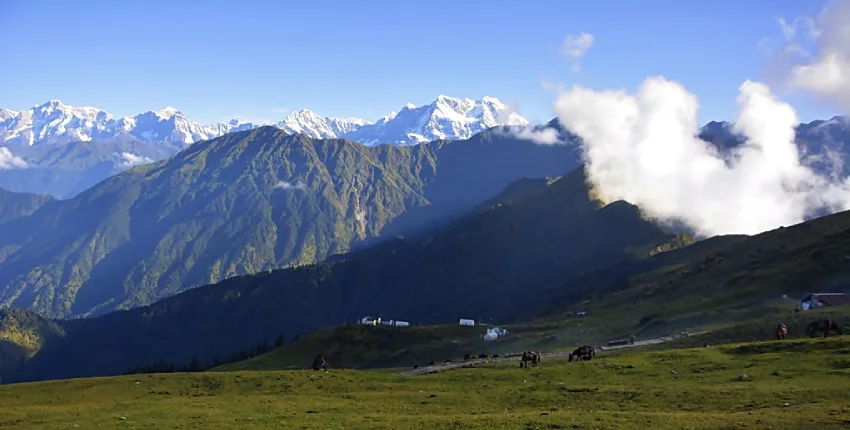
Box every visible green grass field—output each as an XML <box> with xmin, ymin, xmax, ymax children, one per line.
<box><xmin>2</xmin><ymin>336</ymin><xmax>849</xmax><ymax>429</ymax></box>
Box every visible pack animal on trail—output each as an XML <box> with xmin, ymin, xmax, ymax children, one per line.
<box><xmin>806</xmin><ymin>319</ymin><xmax>844</xmax><ymax>338</ymax></box>
<box><xmin>519</xmin><ymin>351</ymin><xmax>540</xmax><ymax>368</ymax></box>
<box><xmin>775</xmin><ymin>323</ymin><xmax>788</xmax><ymax>340</ymax></box>
<box><xmin>569</xmin><ymin>345</ymin><xmax>596</xmax><ymax>362</ymax></box>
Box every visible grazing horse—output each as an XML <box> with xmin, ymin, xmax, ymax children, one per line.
<box><xmin>312</xmin><ymin>354</ymin><xmax>327</xmax><ymax>371</ymax></box>
<box><xmin>775</xmin><ymin>323</ymin><xmax>788</xmax><ymax>340</ymax></box>
<box><xmin>519</xmin><ymin>351</ymin><xmax>540</xmax><ymax>368</ymax></box>
<box><xmin>463</xmin><ymin>353</ymin><xmax>471</xmax><ymax>361</ymax></box>
<box><xmin>478</xmin><ymin>353</ymin><xmax>491</xmax><ymax>362</ymax></box>
<box><xmin>569</xmin><ymin>345</ymin><xmax>596</xmax><ymax>362</ymax></box>
<box><xmin>806</xmin><ymin>319</ymin><xmax>845</xmax><ymax>338</ymax></box>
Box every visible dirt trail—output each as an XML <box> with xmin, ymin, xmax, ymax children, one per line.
<box><xmin>396</xmin><ymin>331</ymin><xmax>708</xmax><ymax>376</ymax></box>
<box><xmin>602</xmin><ymin>331</ymin><xmax>708</xmax><ymax>351</ymax></box>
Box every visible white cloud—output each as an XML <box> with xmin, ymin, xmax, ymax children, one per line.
<box><xmin>229</xmin><ymin>114</ymin><xmax>277</xmax><ymax>126</ymax></box>
<box><xmin>0</xmin><ymin>147</ymin><xmax>28</xmax><ymax>170</ymax></box>
<box><xmin>777</xmin><ymin>16</ymin><xmax>820</xmax><ymax>42</ymax></box>
<box><xmin>783</xmin><ymin>43</ymin><xmax>810</xmax><ymax>58</ymax></box>
<box><xmin>499</xmin><ymin>126</ymin><xmax>563</xmax><ymax>145</ymax></box>
<box><xmin>782</xmin><ymin>0</ymin><xmax>850</xmax><ymax>113</ymax></box>
<box><xmin>274</xmin><ymin>180</ymin><xmax>306</xmax><ymax>191</ymax></box>
<box><xmin>560</xmin><ymin>32</ymin><xmax>595</xmax><ymax>72</ymax></box>
<box><xmin>561</xmin><ymin>32</ymin><xmax>595</xmax><ymax>59</ymax></box>
<box><xmin>116</xmin><ymin>152</ymin><xmax>154</xmax><ymax>169</ymax></box>
<box><xmin>553</xmin><ymin>76</ymin><xmax>850</xmax><ymax>237</ymax></box>
<box><xmin>778</xmin><ymin>17</ymin><xmax>797</xmax><ymax>41</ymax></box>
<box><xmin>540</xmin><ymin>75</ymin><xmax>566</xmax><ymax>93</ymax></box>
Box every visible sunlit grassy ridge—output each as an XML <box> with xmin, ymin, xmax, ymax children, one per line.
<box><xmin>1</xmin><ymin>337</ymin><xmax>848</xmax><ymax>429</ymax></box>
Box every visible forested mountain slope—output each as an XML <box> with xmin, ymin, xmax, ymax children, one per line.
<box><xmin>7</xmin><ymin>167</ymin><xmax>676</xmax><ymax>382</ymax></box>
<box><xmin>0</xmin><ymin>126</ymin><xmax>578</xmax><ymax>318</ymax></box>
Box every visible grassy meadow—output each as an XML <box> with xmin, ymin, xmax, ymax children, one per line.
<box><xmin>1</xmin><ymin>336</ymin><xmax>849</xmax><ymax>429</ymax></box>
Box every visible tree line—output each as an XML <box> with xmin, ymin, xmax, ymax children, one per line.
<box><xmin>122</xmin><ymin>332</ymin><xmax>288</xmax><ymax>375</ymax></box>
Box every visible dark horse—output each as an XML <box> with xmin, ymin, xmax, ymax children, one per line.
<box><xmin>776</xmin><ymin>323</ymin><xmax>788</xmax><ymax>340</ymax></box>
<box><xmin>519</xmin><ymin>351</ymin><xmax>540</xmax><ymax>368</ymax></box>
<box><xmin>569</xmin><ymin>345</ymin><xmax>596</xmax><ymax>362</ymax></box>
<box><xmin>312</xmin><ymin>354</ymin><xmax>327</xmax><ymax>371</ymax></box>
<box><xmin>806</xmin><ymin>319</ymin><xmax>844</xmax><ymax>338</ymax></box>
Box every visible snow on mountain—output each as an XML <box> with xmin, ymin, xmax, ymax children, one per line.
<box><xmin>120</xmin><ymin>107</ymin><xmax>249</xmax><ymax>145</ymax></box>
<box><xmin>0</xmin><ymin>96</ymin><xmax>528</xmax><ymax>149</ymax></box>
<box><xmin>275</xmin><ymin>95</ymin><xmax>528</xmax><ymax>146</ymax></box>
<box><xmin>350</xmin><ymin>95</ymin><xmax>529</xmax><ymax>146</ymax></box>
<box><xmin>276</xmin><ymin>109</ymin><xmax>369</xmax><ymax>139</ymax></box>
<box><xmin>0</xmin><ymin>101</ymin><xmax>259</xmax><ymax>147</ymax></box>
<box><xmin>798</xmin><ymin>116</ymin><xmax>850</xmax><ymax>146</ymax></box>
<box><xmin>0</xmin><ymin>100</ymin><xmax>113</xmax><ymax>146</ymax></box>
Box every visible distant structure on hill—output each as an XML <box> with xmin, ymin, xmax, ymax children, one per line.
<box><xmin>800</xmin><ymin>293</ymin><xmax>850</xmax><ymax>311</ymax></box>
<box><xmin>358</xmin><ymin>316</ymin><xmax>409</xmax><ymax>327</ymax></box>
<box><xmin>459</xmin><ymin>318</ymin><xmax>475</xmax><ymax>326</ymax></box>
<box><xmin>483</xmin><ymin>327</ymin><xmax>509</xmax><ymax>340</ymax></box>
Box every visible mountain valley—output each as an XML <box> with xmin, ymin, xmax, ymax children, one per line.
<box><xmin>2</xmin><ymin>163</ymin><xmax>684</xmax><ymax>382</ymax></box>
<box><xmin>7</xmin><ymin>2</ymin><xmax>850</xmax><ymax>428</ymax></box>
<box><xmin>0</xmin><ymin>108</ymin><xmax>847</xmax><ymax>384</ymax></box>
<box><xmin>0</xmin><ymin>125</ymin><xmax>579</xmax><ymax>320</ymax></box>
<box><xmin>3</xmin><ymin>162</ymin><xmax>850</xmax><ymax>383</ymax></box>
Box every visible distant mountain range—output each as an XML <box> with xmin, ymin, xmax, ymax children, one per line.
<box><xmin>0</xmin><ymin>97</ymin><xmax>531</xmax><ymax>199</ymax></box>
<box><xmin>1</xmin><ymin>97</ymin><xmax>847</xmax><ymax>200</ymax></box>
<box><xmin>0</xmin><ymin>96</ymin><xmax>527</xmax><ymax>148</ymax></box>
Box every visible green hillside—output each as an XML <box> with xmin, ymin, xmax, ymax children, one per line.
<box><xmin>0</xmin><ymin>188</ymin><xmax>56</xmax><ymax>265</ymax></box>
<box><xmin>0</xmin><ymin>126</ymin><xmax>577</xmax><ymax>319</ymax></box>
<box><xmin>0</xmin><ymin>138</ymin><xmax>178</xmax><ymax>199</ymax></box>
<box><xmin>0</xmin><ymin>188</ymin><xmax>54</xmax><ymax>224</ymax></box>
<box><xmin>213</xmin><ymin>324</ymin><xmax>486</xmax><ymax>372</ymax></box>
<box><xmin>0</xmin><ymin>308</ymin><xmax>64</xmax><ymax>379</ymax></box>
<box><xmin>221</xmin><ymin>206</ymin><xmax>850</xmax><ymax>375</ymax></box>
<box><xmin>542</xmin><ymin>206</ymin><xmax>850</xmax><ymax>340</ymax></box>
<box><xmin>9</xmin><ymin>155</ymin><xmax>850</xmax><ymax>385</ymax></box>
<box><xmin>2</xmin><ymin>338</ymin><xmax>849</xmax><ymax>429</ymax></box>
<box><xmin>7</xmin><ymin>166</ymin><xmax>676</xmax><ymax>383</ymax></box>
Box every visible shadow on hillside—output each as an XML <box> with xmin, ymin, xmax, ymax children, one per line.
<box><xmin>0</xmin><ymin>340</ymin><xmax>30</xmax><ymax>380</ymax></box>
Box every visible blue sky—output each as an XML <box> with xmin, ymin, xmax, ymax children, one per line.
<box><xmin>0</xmin><ymin>0</ymin><xmax>837</xmax><ymax>125</ymax></box>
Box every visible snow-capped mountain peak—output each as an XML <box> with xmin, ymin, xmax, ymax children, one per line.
<box><xmin>480</xmin><ymin>96</ymin><xmax>505</xmax><ymax>108</ymax></box>
<box><xmin>154</xmin><ymin>106</ymin><xmax>182</xmax><ymax>120</ymax></box>
<box><xmin>0</xmin><ymin>108</ymin><xmax>18</xmax><ymax>122</ymax></box>
<box><xmin>1</xmin><ymin>95</ymin><xmax>530</xmax><ymax>148</ymax></box>
<box><xmin>377</xmin><ymin>111</ymin><xmax>398</xmax><ymax>125</ymax></box>
<box><xmin>0</xmin><ymin>100</ymin><xmax>260</xmax><ymax>147</ymax></box>
<box><xmin>275</xmin><ymin>96</ymin><xmax>529</xmax><ymax>146</ymax></box>
<box><xmin>361</xmin><ymin>95</ymin><xmax>528</xmax><ymax>146</ymax></box>
<box><xmin>277</xmin><ymin>109</ymin><xmax>366</xmax><ymax>139</ymax></box>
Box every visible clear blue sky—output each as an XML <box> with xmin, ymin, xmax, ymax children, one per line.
<box><xmin>0</xmin><ymin>0</ymin><xmax>837</xmax><ymax>125</ymax></box>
